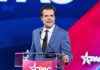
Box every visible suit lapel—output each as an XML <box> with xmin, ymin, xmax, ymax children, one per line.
<box><xmin>45</xmin><ymin>25</ymin><xmax>59</xmax><ymax>52</ymax></box>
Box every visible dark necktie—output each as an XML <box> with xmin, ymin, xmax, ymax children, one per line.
<box><xmin>42</xmin><ymin>30</ymin><xmax>48</xmax><ymax>52</ymax></box>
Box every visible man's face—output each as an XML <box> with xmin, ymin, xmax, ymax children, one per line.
<box><xmin>41</xmin><ymin>9</ymin><xmax>55</xmax><ymax>29</ymax></box>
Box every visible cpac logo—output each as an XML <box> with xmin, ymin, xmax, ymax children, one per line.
<box><xmin>81</xmin><ymin>52</ymin><xmax>100</xmax><ymax>65</ymax></box>
<box><xmin>29</xmin><ymin>63</ymin><xmax>51</xmax><ymax>70</ymax></box>
<box><xmin>0</xmin><ymin>0</ymin><xmax>73</xmax><ymax>4</ymax></box>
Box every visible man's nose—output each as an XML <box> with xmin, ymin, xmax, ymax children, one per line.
<box><xmin>47</xmin><ymin>16</ymin><xmax>51</xmax><ymax>20</ymax></box>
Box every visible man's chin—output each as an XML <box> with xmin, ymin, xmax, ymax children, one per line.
<box><xmin>45</xmin><ymin>25</ymin><xmax>53</xmax><ymax>29</ymax></box>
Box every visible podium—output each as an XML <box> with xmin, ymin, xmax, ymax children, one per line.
<box><xmin>14</xmin><ymin>52</ymin><xmax>65</xmax><ymax>70</ymax></box>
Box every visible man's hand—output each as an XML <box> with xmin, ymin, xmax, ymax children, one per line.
<box><xmin>62</xmin><ymin>53</ymin><xmax>69</xmax><ymax>64</ymax></box>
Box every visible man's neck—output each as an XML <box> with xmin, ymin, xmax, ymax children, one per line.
<box><xmin>44</xmin><ymin>25</ymin><xmax>55</xmax><ymax>30</ymax></box>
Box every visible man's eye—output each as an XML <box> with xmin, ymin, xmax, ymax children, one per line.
<box><xmin>51</xmin><ymin>15</ymin><xmax>54</xmax><ymax>17</ymax></box>
<box><xmin>44</xmin><ymin>15</ymin><xmax>48</xmax><ymax>17</ymax></box>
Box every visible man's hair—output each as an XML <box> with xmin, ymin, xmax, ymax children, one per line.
<box><xmin>40</xmin><ymin>4</ymin><xmax>56</xmax><ymax>17</ymax></box>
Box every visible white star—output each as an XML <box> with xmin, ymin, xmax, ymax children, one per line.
<box><xmin>81</xmin><ymin>52</ymin><xmax>91</xmax><ymax>65</ymax></box>
<box><xmin>29</xmin><ymin>62</ymin><xmax>36</xmax><ymax>70</ymax></box>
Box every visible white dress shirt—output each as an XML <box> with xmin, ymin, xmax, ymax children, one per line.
<box><xmin>40</xmin><ymin>25</ymin><xmax>55</xmax><ymax>47</ymax></box>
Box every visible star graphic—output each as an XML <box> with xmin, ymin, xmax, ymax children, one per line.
<box><xmin>81</xmin><ymin>52</ymin><xmax>92</xmax><ymax>65</ymax></box>
<box><xmin>29</xmin><ymin>62</ymin><xmax>36</xmax><ymax>70</ymax></box>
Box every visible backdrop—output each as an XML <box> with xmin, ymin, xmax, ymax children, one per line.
<box><xmin>0</xmin><ymin>0</ymin><xmax>100</xmax><ymax>70</ymax></box>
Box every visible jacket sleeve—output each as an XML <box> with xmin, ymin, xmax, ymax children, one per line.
<box><xmin>61</xmin><ymin>31</ymin><xmax>73</xmax><ymax>63</ymax></box>
<box><xmin>28</xmin><ymin>31</ymin><xmax>36</xmax><ymax>60</ymax></box>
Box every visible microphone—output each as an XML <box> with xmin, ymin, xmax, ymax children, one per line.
<box><xmin>40</xmin><ymin>31</ymin><xmax>42</xmax><ymax>35</ymax></box>
<box><xmin>40</xmin><ymin>31</ymin><xmax>44</xmax><ymax>40</ymax></box>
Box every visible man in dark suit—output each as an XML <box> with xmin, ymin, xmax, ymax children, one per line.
<box><xmin>28</xmin><ymin>4</ymin><xmax>73</xmax><ymax>70</ymax></box>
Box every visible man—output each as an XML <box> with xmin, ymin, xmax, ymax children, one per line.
<box><xmin>28</xmin><ymin>4</ymin><xmax>73</xmax><ymax>70</ymax></box>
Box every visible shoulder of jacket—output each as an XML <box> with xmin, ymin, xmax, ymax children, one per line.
<box><xmin>57</xmin><ymin>26</ymin><xmax>68</xmax><ymax>34</ymax></box>
<box><xmin>32</xmin><ymin>27</ymin><xmax>42</xmax><ymax>33</ymax></box>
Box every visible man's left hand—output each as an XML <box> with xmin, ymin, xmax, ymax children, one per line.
<box><xmin>62</xmin><ymin>53</ymin><xmax>69</xmax><ymax>64</ymax></box>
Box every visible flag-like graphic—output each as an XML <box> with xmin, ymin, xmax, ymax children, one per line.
<box><xmin>67</xmin><ymin>1</ymin><xmax>100</xmax><ymax>70</ymax></box>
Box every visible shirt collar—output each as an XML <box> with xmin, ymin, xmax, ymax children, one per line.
<box><xmin>43</xmin><ymin>25</ymin><xmax>55</xmax><ymax>33</ymax></box>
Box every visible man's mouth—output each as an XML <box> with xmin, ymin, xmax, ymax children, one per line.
<box><xmin>47</xmin><ymin>21</ymin><xmax>52</xmax><ymax>23</ymax></box>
